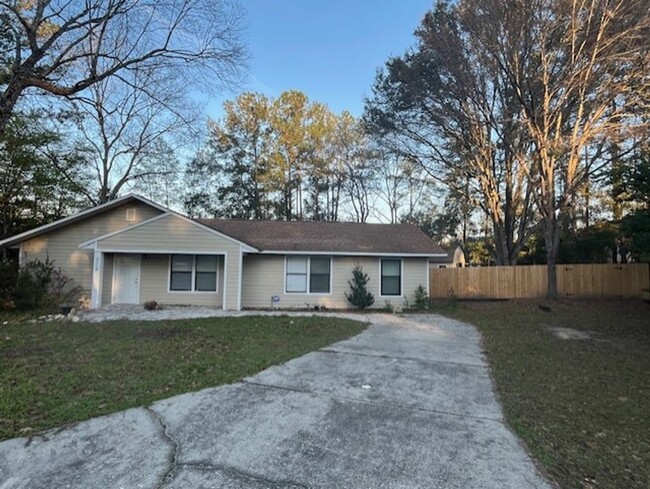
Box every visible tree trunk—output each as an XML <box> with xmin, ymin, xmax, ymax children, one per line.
<box><xmin>546</xmin><ymin>255</ymin><xmax>557</xmax><ymax>299</ymax></box>
<box><xmin>544</xmin><ymin>216</ymin><xmax>562</xmax><ymax>299</ymax></box>
<box><xmin>0</xmin><ymin>82</ymin><xmax>25</xmax><ymax>135</ymax></box>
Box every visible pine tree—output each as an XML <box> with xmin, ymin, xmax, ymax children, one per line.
<box><xmin>345</xmin><ymin>266</ymin><xmax>375</xmax><ymax>309</ymax></box>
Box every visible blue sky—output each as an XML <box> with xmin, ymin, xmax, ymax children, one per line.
<box><xmin>206</xmin><ymin>0</ymin><xmax>432</xmax><ymax>119</ymax></box>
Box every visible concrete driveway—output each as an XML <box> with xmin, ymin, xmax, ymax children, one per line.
<box><xmin>0</xmin><ymin>314</ymin><xmax>553</xmax><ymax>489</ymax></box>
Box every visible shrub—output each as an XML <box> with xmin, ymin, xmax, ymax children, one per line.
<box><xmin>14</xmin><ymin>259</ymin><xmax>55</xmax><ymax>311</ymax></box>
<box><xmin>414</xmin><ymin>284</ymin><xmax>428</xmax><ymax>310</ymax></box>
<box><xmin>12</xmin><ymin>259</ymin><xmax>80</xmax><ymax>311</ymax></box>
<box><xmin>345</xmin><ymin>265</ymin><xmax>375</xmax><ymax>310</ymax></box>
<box><xmin>50</xmin><ymin>266</ymin><xmax>82</xmax><ymax>307</ymax></box>
<box><xmin>0</xmin><ymin>259</ymin><xmax>18</xmax><ymax>310</ymax></box>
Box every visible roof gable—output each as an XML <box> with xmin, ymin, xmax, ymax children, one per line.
<box><xmin>0</xmin><ymin>194</ymin><xmax>168</xmax><ymax>248</ymax></box>
<box><xmin>197</xmin><ymin>219</ymin><xmax>445</xmax><ymax>255</ymax></box>
<box><xmin>79</xmin><ymin>213</ymin><xmax>257</xmax><ymax>252</ymax></box>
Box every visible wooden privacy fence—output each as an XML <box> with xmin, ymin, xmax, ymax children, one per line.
<box><xmin>429</xmin><ymin>263</ymin><xmax>650</xmax><ymax>299</ymax></box>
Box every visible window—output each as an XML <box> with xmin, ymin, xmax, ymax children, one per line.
<box><xmin>126</xmin><ymin>208</ymin><xmax>137</xmax><ymax>222</ymax></box>
<box><xmin>286</xmin><ymin>256</ymin><xmax>308</xmax><ymax>292</ymax></box>
<box><xmin>286</xmin><ymin>256</ymin><xmax>331</xmax><ymax>294</ymax></box>
<box><xmin>310</xmin><ymin>257</ymin><xmax>331</xmax><ymax>293</ymax></box>
<box><xmin>170</xmin><ymin>255</ymin><xmax>193</xmax><ymax>291</ymax></box>
<box><xmin>381</xmin><ymin>259</ymin><xmax>401</xmax><ymax>296</ymax></box>
<box><xmin>170</xmin><ymin>255</ymin><xmax>218</xmax><ymax>292</ymax></box>
<box><xmin>195</xmin><ymin>255</ymin><xmax>218</xmax><ymax>291</ymax></box>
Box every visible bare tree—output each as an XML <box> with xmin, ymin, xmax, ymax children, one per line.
<box><xmin>324</xmin><ymin>111</ymin><xmax>364</xmax><ymax>221</ymax></box>
<box><xmin>127</xmin><ymin>140</ymin><xmax>184</xmax><ymax>209</ymax></box>
<box><xmin>343</xmin><ymin>147</ymin><xmax>377</xmax><ymax>223</ymax></box>
<box><xmin>0</xmin><ymin>0</ymin><xmax>246</xmax><ymax>133</ymax></box>
<box><xmin>374</xmin><ymin>154</ymin><xmax>408</xmax><ymax>224</ymax></box>
<box><xmin>68</xmin><ymin>67</ymin><xmax>200</xmax><ymax>204</ymax></box>
<box><xmin>464</xmin><ymin>0</ymin><xmax>650</xmax><ymax>296</ymax></box>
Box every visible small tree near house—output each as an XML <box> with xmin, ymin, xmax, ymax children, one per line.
<box><xmin>345</xmin><ymin>265</ymin><xmax>375</xmax><ymax>310</ymax></box>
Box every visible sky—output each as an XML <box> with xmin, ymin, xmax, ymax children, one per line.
<box><xmin>204</xmin><ymin>0</ymin><xmax>433</xmax><ymax>120</ymax></box>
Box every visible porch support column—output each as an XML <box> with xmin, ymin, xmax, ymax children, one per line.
<box><xmin>237</xmin><ymin>246</ymin><xmax>243</xmax><ymax>311</ymax></box>
<box><xmin>90</xmin><ymin>248</ymin><xmax>104</xmax><ymax>309</ymax></box>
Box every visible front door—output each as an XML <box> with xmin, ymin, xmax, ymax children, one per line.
<box><xmin>112</xmin><ymin>255</ymin><xmax>141</xmax><ymax>304</ymax></box>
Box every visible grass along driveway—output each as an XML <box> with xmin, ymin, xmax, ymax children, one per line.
<box><xmin>0</xmin><ymin>315</ymin><xmax>366</xmax><ymax>441</ymax></box>
<box><xmin>441</xmin><ymin>300</ymin><xmax>649</xmax><ymax>489</ymax></box>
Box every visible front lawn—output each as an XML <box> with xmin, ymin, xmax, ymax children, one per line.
<box><xmin>0</xmin><ymin>315</ymin><xmax>366</xmax><ymax>441</ymax></box>
<box><xmin>441</xmin><ymin>300</ymin><xmax>649</xmax><ymax>489</ymax></box>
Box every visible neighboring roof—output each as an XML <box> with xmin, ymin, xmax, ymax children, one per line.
<box><xmin>197</xmin><ymin>219</ymin><xmax>446</xmax><ymax>255</ymax></box>
<box><xmin>429</xmin><ymin>246</ymin><xmax>465</xmax><ymax>263</ymax></box>
<box><xmin>0</xmin><ymin>194</ymin><xmax>168</xmax><ymax>248</ymax></box>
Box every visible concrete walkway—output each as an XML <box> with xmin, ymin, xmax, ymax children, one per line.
<box><xmin>0</xmin><ymin>314</ymin><xmax>553</xmax><ymax>489</ymax></box>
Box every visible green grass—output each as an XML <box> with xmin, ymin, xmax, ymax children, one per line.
<box><xmin>439</xmin><ymin>299</ymin><xmax>650</xmax><ymax>489</ymax></box>
<box><xmin>0</xmin><ymin>314</ymin><xmax>366</xmax><ymax>441</ymax></box>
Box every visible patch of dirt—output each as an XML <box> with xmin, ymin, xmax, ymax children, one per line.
<box><xmin>548</xmin><ymin>327</ymin><xmax>596</xmax><ymax>340</ymax></box>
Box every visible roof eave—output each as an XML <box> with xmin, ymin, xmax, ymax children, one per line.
<box><xmin>252</xmin><ymin>250</ymin><xmax>447</xmax><ymax>257</ymax></box>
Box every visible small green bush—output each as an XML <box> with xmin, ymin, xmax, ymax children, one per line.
<box><xmin>13</xmin><ymin>259</ymin><xmax>81</xmax><ymax>311</ymax></box>
<box><xmin>345</xmin><ymin>265</ymin><xmax>375</xmax><ymax>310</ymax></box>
<box><xmin>14</xmin><ymin>259</ymin><xmax>56</xmax><ymax>311</ymax></box>
<box><xmin>414</xmin><ymin>284</ymin><xmax>429</xmax><ymax>310</ymax></box>
<box><xmin>50</xmin><ymin>266</ymin><xmax>82</xmax><ymax>307</ymax></box>
<box><xmin>0</xmin><ymin>259</ymin><xmax>18</xmax><ymax>310</ymax></box>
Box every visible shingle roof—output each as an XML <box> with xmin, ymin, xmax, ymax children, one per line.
<box><xmin>197</xmin><ymin>219</ymin><xmax>445</xmax><ymax>255</ymax></box>
<box><xmin>429</xmin><ymin>247</ymin><xmax>457</xmax><ymax>263</ymax></box>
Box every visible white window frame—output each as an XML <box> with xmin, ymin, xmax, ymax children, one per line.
<box><xmin>284</xmin><ymin>255</ymin><xmax>332</xmax><ymax>295</ymax></box>
<box><xmin>168</xmin><ymin>254</ymin><xmax>219</xmax><ymax>293</ymax></box>
<box><xmin>379</xmin><ymin>258</ymin><xmax>403</xmax><ymax>298</ymax></box>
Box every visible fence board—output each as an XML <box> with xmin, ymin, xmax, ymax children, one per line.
<box><xmin>429</xmin><ymin>263</ymin><xmax>649</xmax><ymax>299</ymax></box>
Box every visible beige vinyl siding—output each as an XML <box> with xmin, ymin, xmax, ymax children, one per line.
<box><xmin>241</xmin><ymin>255</ymin><xmax>429</xmax><ymax>309</ymax></box>
<box><xmin>96</xmin><ymin>214</ymin><xmax>240</xmax><ymax>253</ymax></box>
<box><xmin>226</xmin><ymin>251</ymin><xmax>242</xmax><ymax>311</ymax></box>
<box><xmin>101</xmin><ymin>254</ymin><xmax>114</xmax><ymax>306</ymax></box>
<box><xmin>138</xmin><ymin>254</ymin><xmax>224</xmax><ymax>307</ymax></box>
<box><xmin>401</xmin><ymin>257</ymin><xmax>429</xmax><ymax>302</ymax></box>
<box><xmin>21</xmin><ymin>202</ymin><xmax>163</xmax><ymax>303</ymax></box>
<box><xmin>95</xmin><ymin>214</ymin><xmax>243</xmax><ymax>309</ymax></box>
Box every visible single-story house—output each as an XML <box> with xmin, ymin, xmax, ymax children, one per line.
<box><xmin>429</xmin><ymin>246</ymin><xmax>466</xmax><ymax>269</ymax></box>
<box><xmin>0</xmin><ymin>195</ymin><xmax>446</xmax><ymax>310</ymax></box>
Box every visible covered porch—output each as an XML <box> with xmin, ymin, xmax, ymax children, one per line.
<box><xmin>95</xmin><ymin>252</ymin><xmax>226</xmax><ymax>308</ymax></box>
<box><xmin>79</xmin><ymin>212</ymin><xmax>254</xmax><ymax>311</ymax></box>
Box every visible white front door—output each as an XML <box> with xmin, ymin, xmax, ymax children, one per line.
<box><xmin>112</xmin><ymin>255</ymin><xmax>141</xmax><ymax>304</ymax></box>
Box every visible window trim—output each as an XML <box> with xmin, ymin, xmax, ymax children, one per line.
<box><xmin>167</xmin><ymin>254</ymin><xmax>219</xmax><ymax>293</ymax></box>
<box><xmin>379</xmin><ymin>258</ymin><xmax>403</xmax><ymax>298</ymax></box>
<box><xmin>284</xmin><ymin>255</ymin><xmax>332</xmax><ymax>295</ymax></box>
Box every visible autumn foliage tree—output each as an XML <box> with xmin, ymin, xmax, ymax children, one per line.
<box><xmin>185</xmin><ymin>90</ymin><xmax>376</xmax><ymax>221</ymax></box>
